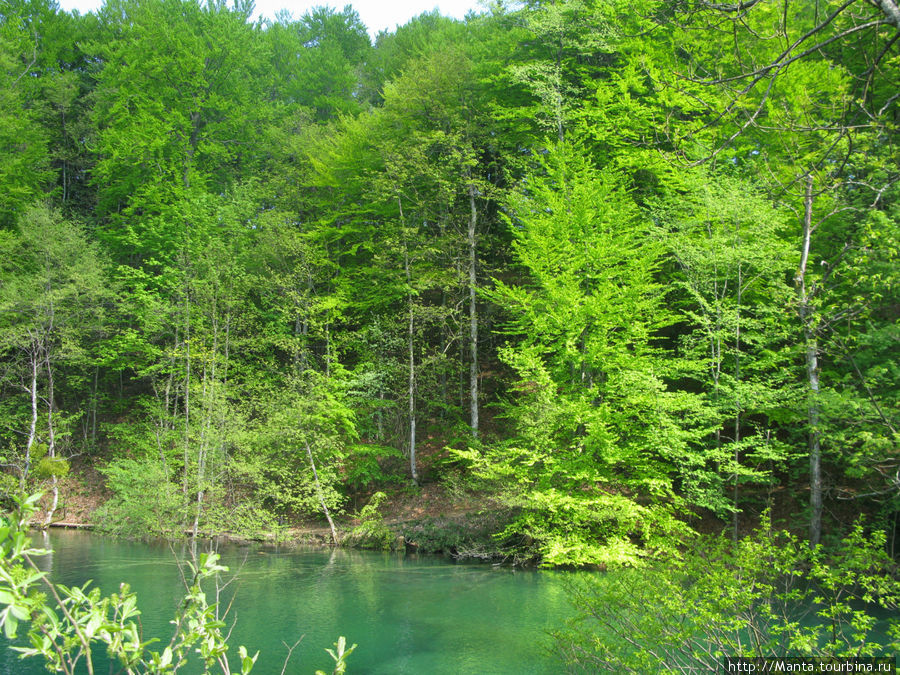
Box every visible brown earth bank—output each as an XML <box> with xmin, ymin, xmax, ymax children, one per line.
<box><xmin>28</xmin><ymin>456</ymin><xmax>863</xmax><ymax>562</ymax></box>
<box><xmin>29</xmin><ymin>457</ymin><xmax>510</xmax><ymax>556</ymax></box>
<box><xmin>31</xmin><ymin>458</ymin><xmax>110</xmax><ymax>528</ymax></box>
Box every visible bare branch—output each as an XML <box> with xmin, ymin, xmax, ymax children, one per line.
<box><xmin>861</xmin><ymin>32</ymin><xmax>899</xmax><ymax>102</ymax></box>
<box><xmin>11</xmin><ymin>27</ymin><xmax>39</xmax><ymax>89</ymax></box>
<box><xmin>687</xmin><ymin>62</ymin><xmax>781</xmax><ymax>165</ymax></box>
<box><xmin>702</xmin><ymin>0</ymin><xmax>764</xmax><ymax>12</ymax></box>
<box><xmin>683</xmin><ymin>0</ymin><xmax>859</xmax><ymax>86</ymax></box>
<box><xmin>878</xmin><ymin>90</ymin><xmax>900</xmax><ymax>116</ymax></box>
<box><xmin>279</xmin><ymin>638</ymin><xmax>305</xmax><ymax>675</ymax></box>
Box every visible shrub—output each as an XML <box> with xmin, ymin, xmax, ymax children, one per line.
<box><xmin>32</xmin><ymin>456</ymin><xmax>69</xmax><ymax>480</ymax></box>
<box><xmin>94</xmin><ymin>457</ymin><xmax>184</xmax><ymax>537</ymax></box>
<box><xmin>555</xmin><ymin>521</ymin><xmax>900</xmax><ymax>672</ymax></box>
<box><xmin>398</xmin><ymin>511</ymin><xmax>514</xmax><ymax>560</ymax></box>
<box><xmin>347</xmin><ymin>492</ymin><xmax>395</xmax><ymax>550</ymax></box>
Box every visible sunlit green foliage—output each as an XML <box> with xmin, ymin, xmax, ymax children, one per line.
<box><xmin>556</xmin><ymin>519</ymin><xmax>900</xmax><ymax>672</ymax></box>
<box><xmin>347</xmin><ymin>491</ymin><xmax>395</xmax><ymax>550</ymax></box>
<box><xmin>461</xmin><ymin>142</ymin><xmax>709</xmax><ymax>566</ymax></box>
<box><xmin>0</xmin><ymin>0</ymin><xmax>896</xmax><ymax>568</ymax></box>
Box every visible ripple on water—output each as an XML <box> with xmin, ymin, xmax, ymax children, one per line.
<box><xmin>1</xmin><ymin>530</ymin><xmax>577</xmax><ymax>675</ymax></box>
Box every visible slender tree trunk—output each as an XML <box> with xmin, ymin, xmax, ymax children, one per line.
<box><xmin>91</xmin><ymin>366</ymin><xmax>98</xmax><ymax>444</ymax></box>
<box><xmin>183</xmin><ymin>287</ymin><xmax>192</xmax><ymax>499</ymax></box>
<box><xmin>167</xmin><ymin>325</ymin><xmax>178</xmax><ymax>429</ymax></box>
<box><xmin>181</xmin><ymin>109</ymin><xmax>197</xmax><ymax>503</ymax></box>
<box><xmin>467</xmin><ymin>183</ymin><xmax>479</xmax><ymax>439</ymax></box>
<box><xmin>459</xmin><ymin>313</ymin><xmax>466</xmax><ymax>412</ymax></box>
<box><xmin>806</xmin><ymin>335</ymin><xmax>822</xmax><ymax>547</ymax></box>
<box><xmin>43</xmin><ymin>477</ymin><xmax>59</xmax><ymax>528</ymax></box>
<box><xmin>220</xmin><ymin>309</ymin><xmax>231</xmax><ymax>431</ymax></box>
<box><xmin>324</xmin><ymin>321</ymin><xmax>331</xmax><ymax>378</ymax></box>
<box><xmin>42</xmin><ymin>347</ymin><xmax>59</xmax><ymax>528</ymax></box>
<box><xmin>220</xmin><ymin>307</ymin><xmax>234</xmax><ymax>503</ymax></box>
<box><xmin>376</xmin><ymin>388</ymin><xmax>384</xmax><ymax>442</ymax></box>
<box><xmin>798</xmin><ymin>176</ymin><xmax>823</xmax><ymax>547</ymax></box>
<box><xmin>305</xmin><ymin>441</ymin><xmax>338</xmax><ymax>544</ymax></box>
<box><xmin>159</xmin><ymin>366</ymin><xmax>172</xmax><ymax>465</ymax></box>
<box><xmin>293</xmin><ymin>314</ymin><xmax>303</xmax><ymax>376</ymax></box>
<box><xmin>24</xmin><ymin>344</ymin><xmax>39</xmax><ymax>489</ymax></box>
<box><xmin>399</xmin><ymin>197</ymin><xmax>419</xmax><ymax>485</ymax></box>
<box><xmin>709</xmin><ymin>240</ymin><xmax>723</xmax><ymax>470</ymax></box>
<box><xmin>439</xmin><ymin>290</ymin><xmax>448</xmax><ymax>421</ymax></box>
<box><xmin>710</xmin><ymin>275</ymin><xmax>724</xmax><ymax>533</ymax></box>
<box><xmin>406</xmin><ymin>254</ymin><xmax>418</xmax><ymax>485</ymax></box>
<box><xmin>191</xmin><ymin>357</ymin><xmax>208</xmax><ymax>542</ymax></box>
<box><xmin>192</xmin><ymin>289</ymin><xmax>224</xmax><ymax>541</ymax></box>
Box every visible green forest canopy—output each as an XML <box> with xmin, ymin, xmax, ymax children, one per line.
<box><xmin>0</xmin><ymin>0</ymin><xmax>897</xmax><ymax>566</ymax></box>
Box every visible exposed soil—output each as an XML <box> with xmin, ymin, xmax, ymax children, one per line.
<box><xmin>35</xmin><ymin>448</ymin><xmax>499</xmax><ymax>550</ymax></box>
<box><xmin>40</xmin><ymin>439</ymin><xmax>818</xmax><ymax>555</ymax></box>
<box><xmin>279</xmin><ymin>480</ymin><xmax>498</xmax><ymax>543</ymax></box>
<box><xmin>377</xmin><ymin>481</ymin><xmax>490</xmax><ymax>524</ymax></box>
<box><xmin>33</xmin><ymin>459</ymin><xmax>110</xmax><ymax>527</ymax></box>
<box><xmin>284</xmin><ymin>437</ymin><xmax>502</xmax><ymax>542</ymax></box>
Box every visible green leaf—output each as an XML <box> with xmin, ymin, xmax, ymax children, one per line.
<box><xmin>238</xmin><ymin>645</ymin><xmax>258</xmax><ymax>673</ymax></box>
<box><xmin>2</xmin><ymin>610</ymin><xmax>17</xmax><ymax>639</ymax></box>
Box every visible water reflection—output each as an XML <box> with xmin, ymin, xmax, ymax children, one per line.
<box><xmin>1</xmin><ymin>531</ymin><xmax>578</xmax><ymax>675</ymax></box>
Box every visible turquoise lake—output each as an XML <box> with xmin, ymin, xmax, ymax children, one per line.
<box><xmin>0</xmin><ymin>529</ymin><xmax>578</xmax><ymax>674</ymax></box>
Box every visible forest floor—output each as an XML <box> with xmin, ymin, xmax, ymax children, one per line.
<box><xmin>279</xmin><ymin>479</ymin><xmax>500</xmax><ymax>548</ymax></box>
<box><xmin>35</xmin><ymin>448</ymin><xmax>820</xmax><ymax>552</ymax></box>
<box><xmin>36</xmin><ymin>453</ymin><xmax>501</xmax><ymax>550</ymax></box>
<box><xmin>34</xmin><ymin>459</ymin><xmax>110</xmax><ymax>527</ymax></box>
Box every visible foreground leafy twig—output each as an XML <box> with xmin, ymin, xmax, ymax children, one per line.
<box><xmin>0</xmin><ymin>492</ymin><xmax>354</xmax><ymax>674</ymax></box>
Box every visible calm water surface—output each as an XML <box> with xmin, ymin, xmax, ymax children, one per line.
<box><xmin>1</xmin><ymin>530</ymin><xmax>579</xmax><ymax>674</ymax></box>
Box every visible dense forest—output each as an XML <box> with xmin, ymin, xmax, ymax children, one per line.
<box><xmin>0</xmin><ymin>0</ymin><xmax>897</xmax><ymax>570</ymax></box>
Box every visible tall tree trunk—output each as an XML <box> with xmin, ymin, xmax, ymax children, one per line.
<box><xmin>191</xmin><ymin>357</ymin><xmax>209</xmax><ymax>542</ymax></box>
<box><xmin>43</xmin><ymin>477</ymin><xmax>59</xmax><ymax>528</ymax></box>
<box><xmin>406</xmin><ymin>248</ymin><xmax>418</xmax><ymax>485</ymax></box>
<box><xmin>166</xmin><ymin>324</ymin><xmax>179</xmax><ymax>430</ymax></box>
<box><xmin>399</xmin><ymin>197</ymin><xmax>419</xmax><ymax>485</ymax></box>
<box><xmin>467</xmin><ymin>183</ymin><xmax>479</xmax><ymax>439</ymax></box>
<box><xmin>798</xmin><ymin>176</ymin><xmax>823</xmax><ymax>547</ymax></box>
<box><xmin>709</xmin><ymin>264</ymin><xmax>724</xmax><ymax>536</ymax></box>
<box><xmin>324</xmin><ymin>321</ymin><xmax>331</xmax><ymax>378</ymax></box>
<box><xmin>182</xmin><ymin>285</ymin><xmax>192</xmax><ymax>499</ymax></box>
<box><xmin>91</xmin><ymin>366</ymin><xmax>98</xmax><ymax>445</ymax></box>
<box><xmin>305</xmin><ymin>441</ymin><xmax>338</xmax><ymax>544</ymax></box>
<box><xmin>293</xmin><ymin>314</ymin><xmax>303</xmax><ymax>376</ymax></box>
<box><xmin>24</xmin><ymin>343</ymin><xmax>39</xmax><ymax>489</ymax></box>
<box><xmin>42</xmin><ymin>346</ymin><xmax>59</xmax><ymax>528</ymax></box>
